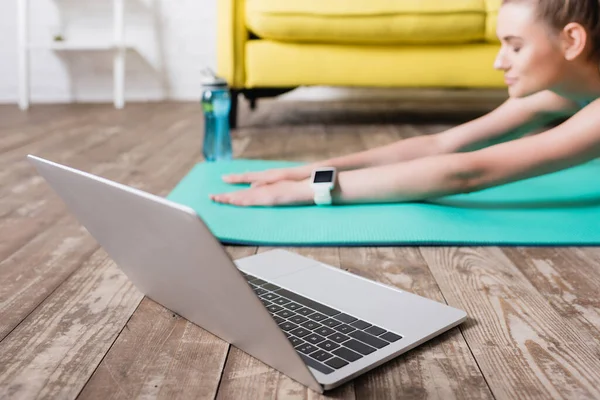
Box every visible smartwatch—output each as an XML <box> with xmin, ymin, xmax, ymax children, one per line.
<box><xmin>310</xmin><ymin>167</ymin><xmax>337</xmax><ymax>205</ymax></box>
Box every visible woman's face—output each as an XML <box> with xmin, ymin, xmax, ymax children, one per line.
<box><xmin>494</xmin><ymin>3</ymin><xmax>569</xmax><ymax>97</ymax></box>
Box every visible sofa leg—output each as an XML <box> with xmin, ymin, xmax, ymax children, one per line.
<box><xmin>249</xmin><ymin>97</ymin><xmax>257</xmax><ymax>110</ymax></box>
<box><xmin>229</xmin><ymin>89</ymin><xmax>239</xmax><ymax>129</ymax></box>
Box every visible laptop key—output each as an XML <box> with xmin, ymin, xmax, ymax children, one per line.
<box><xmin>325</xmin><ymin>357</ymin><xmax>349</xmax><ymax>369</ymax></box>
<box><xmin>290</xmin><ymin>327</ymin><xmax>311</xmax><ymax>338</ymax></box>
<box><xmin>289</xmin><ymin>315</ymin><xmax>308</xmax><ymax>324</ymax></box>
<box><xmin>301</xmin><ymin>320</ymin><xmax>322</xmax><ymax>330</ymax></box>
<box><xmin>334</xmin><ymin>324</ymin><xmax>356</xmax><ymax>334</ymax></box>
<box><xmin>333</xmin><ymin>313</ymin><xmax>358</xmax><ymax>324</ymax></box>
<box><xmin>275</xmin><ymin>289</ymin><xmax>340</xmax><ymax>317</ymax></box>
<box><xmin>296</xmin><ymin>343</ymin><xmax>318</xmax><ymax>354</ymax></box>
<box><xmin>315</xmin><ymin>326</ymin><xmax>336</xmax><ymax>337</ymax></box>
<box><xmin>276</xmin><ymin>309</ymin><xmax>294</xmax><ymax>319</ymax></box>
<box><xmin>365</xmin><ymin>326</ymin><xmax>386</xmax><ymax>336</ymax></box>
<box><xmin>280</xmin><ymin>322</ymin><xmax>299</xmax><ymax>331</ymax></box>
<box><xmin>310</xmin><ymin>350</ymin><xmax>333</xmax><ymax>362</ymax></box>
<box><xmin>288</xmin><ymin>336</ymin><xmax>304</xmax><ymax>347</ymax></box>
<box><xmin>328</xmin><ymin>332</ymin><xmax>350</xmax><ymax>344</ymax></box>
<box><xmin>299</xmin><ymin>354</ymin><xmax>334</xmax><ymax>375</ymax></box>
<box><xmin>273</xmin><ymin>297</ymin><xmax>291</xmax><ymax>306</ymax></box>
<box><xmin>273</xmin><ymin>316</ymin><xmax>285</xmax><ymax>324</ymax></box>
<box><xmin>317</xmin><ymin>340</ymin><xmax>340</xmax><ymax>352</ymax></box>
<box><xmin>253</xmin><ymin>288</ymin><xmax>268</xmax><ymax>296</ymax></box>
<box><xmin>261</xmin><ymin>293</ymin><xmax>280</xmax><ymax>301</ymax></box>
<box><xmin>380</xmin><ymin>332</ymin><xmax>403</xmax><ymax>342</ymax></box>
<box><xmin>283</xmin><ymin>302</ymin><xmax>302</xmax><ymax>311</ymax></box>
<box><xmin>321</xmin><ymin>318</ymin><xmax>342</xmax><ymax>328</ymax></box>
<box><xmin>350</xmin><ymin>320</ymin><xmax>372</xmax><ymax>330</ymax></box>
<box><xmin>260</xmin><ymin>299</ymin><xmax>272</xmax><ymax>306</ymax></box>
<box><xmin>305</xmin><ymin>334</ymin><xmax>326</xmax><ymax>344</ymax></box>
<box><xmin>344</xmin><ymin>339</ymin><xmax>376</xmax><ymax>355</ymax></box>
<box><xmin>297</xmin><ymin>307</ymin><xmax>315</xmax><ymax>316</ymax></box>
<box><xmin>307</xmin><ymin>312</ymin><xmax>328</xmax><ymax>322</ymax></box>
<box><xmin>266</xmin><ymin>304</ymin><xmax>283</xmax><ymax>314</ymax></box>
<box><xmin>332</xmin><ymin>347</ymin><xmax>363</xmax><ymax>362</ymax></box>
<box><xmin>349</xmin><ymin>330</ymin><xmax>389</xmax><ymax>349</ymax></box>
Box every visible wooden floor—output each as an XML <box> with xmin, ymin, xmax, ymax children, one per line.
<box><xmin>1</xmin><ymin>97</ymin><xmax>600</xmax><ymax>399</ymax></box>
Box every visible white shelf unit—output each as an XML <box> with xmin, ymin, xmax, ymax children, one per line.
<box><xmin>17</xmin><ymin>0</ymin><xmax>127</xmax><ymax>110</ymax></box>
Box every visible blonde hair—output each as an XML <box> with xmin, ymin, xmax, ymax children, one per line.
<box><xmin>502</xmin><ymin>0</ymin><xmax>600</xmax><ymax>60</ymax></box>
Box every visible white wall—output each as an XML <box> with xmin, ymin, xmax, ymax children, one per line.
<box><xmin>0</xmin><ymin>0</ymin><xmax>217</xmax><ymax>104</ymax></box>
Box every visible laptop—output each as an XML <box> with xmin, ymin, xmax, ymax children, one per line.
<box><xmin>28</xmin><ymin>154</ymin><xmax>467</xmax><ymax>393</ymax></box>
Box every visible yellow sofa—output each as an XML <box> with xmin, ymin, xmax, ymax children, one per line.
<box><xmin>218</xmin><ymin>0</ymin><xmax>505</xmax><ymax>127</ymax></box>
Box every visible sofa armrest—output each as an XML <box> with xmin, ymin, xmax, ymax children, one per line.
<box><xmin>217</xmin><ymin>0</ymin><xmax>247</xmax><ymax>88</ymax></box>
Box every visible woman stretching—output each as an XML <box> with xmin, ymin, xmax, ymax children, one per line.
<box><xmin>211</xmin><ymin>0</ymin><xmax>600</xmax><ymax>207</ymax></box>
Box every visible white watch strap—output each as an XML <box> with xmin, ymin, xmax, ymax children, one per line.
<box><xmin>314</xmin><ymin>190</ymin><xmax>332</xmax><ymax>205</ymax></box>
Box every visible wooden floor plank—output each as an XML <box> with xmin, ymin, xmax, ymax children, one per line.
<box><xmin>322</xmin><ymin>125</ymin><xmax>366</xmax><ymax>161</ymax></box>
<box><xmin>502</xmin><ymin>247</ymin><xmax>600</xmax><ymax>338</ymax></box>
<box><xmin>0</xmin><ymin>105</ymin><xmax>111</xmax><ymax>155</ymax></box>
<box><xmin>0</xmin><ymin>105</ymin><xmax>196</xmax><ymax>211</ymax></box>
<box><xmin>0</xmin><ymin>250</ymin><xmax>143</xmax><ymax>400</ymax></box>
<box><xmin>0</xmin><ymin>108</ymin><xmax>200</xmax><ymax>341</ymax></box>
<box><xmin>340</xmin><ymin>247</ymin><xmax>494</xmax><ymax>400</ymax></box>
<box><xmin>0</xmin><ymin>130</ymin><xmax>201</xmax><ymax>399</ymax></box>
<box><xmin>0</xmin><ymin>106</ymin><xmax>155</xmax><ymax>219</ymax></box>
<box><xmin>357</xmin><ymin>124</ymin><xmax>403</xmax><ymax>150</ymax></box>
<box><xmin>0</xmin><ymin>104</ymin><xmax>131</xmax><ymax>193</ymax></box>
<box><xmin>419</xmin><ymin>246</ymin><xmax>600</xmax><ymax>399</ymax></box>
<box><xmin>572</xmin><ymin>247</ymin><xmax>600</xmax><ymax>275</ymax></box>
<box><xmin>76</xmin><ymin>298</ymin><xmax>224</xmax><ymax>400</ymax></box>
<box><xmin>0</xmin><ymin>104</ymin><xmax>104</xmax><ymax>131</ymax></box>
<box><xmin>76</xmin><ymin>246</ymin><xmax>257</xmax><ymax>400</ymax></box>
<box><xmin>0</xmin><ymin>219</ymin><xmax>98</xmax><ymax>341</ymax></box>
<box><xmin>0</xmin><ymin>105</ymin><xmax>194</xmax><ymax>265</ymax></box>
<box><xmin>0</xmin><ymin>103</ymin><xmax>188</xmax><ymax>206</ymax></box>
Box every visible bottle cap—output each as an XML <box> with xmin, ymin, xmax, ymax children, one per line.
<box><xmin>201</xmin><ymin>67</ymin><xmax>228</xmax><ymax>88</ymax></box>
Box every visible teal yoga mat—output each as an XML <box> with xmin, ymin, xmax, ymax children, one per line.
<box><xmin>166</xmin><ymin>159</ymin><xmax>600</xmax><ymax>246</ymax></box>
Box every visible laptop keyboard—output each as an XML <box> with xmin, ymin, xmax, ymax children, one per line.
<box><xmin>243</xmin><ymin>272</ymin><xmax>403</xmax><ymax>375</ymax></box>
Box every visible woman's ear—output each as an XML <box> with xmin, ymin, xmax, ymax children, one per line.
<box><xmin>561</xmin><ymin>22</ymin><xmax>588</xmax><ymax>61</ymax></box>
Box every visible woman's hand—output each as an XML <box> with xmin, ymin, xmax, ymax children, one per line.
<box><xmin>222</xmin><ymin>166</ymin><xmax>310</xmax><ymax>187</ymax></box>
<box><xmin>210</xmin><ymin>180</ymin><xmax>314</xmax><ymax>207</ymax></box>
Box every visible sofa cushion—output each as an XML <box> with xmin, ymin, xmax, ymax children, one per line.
<box><xmin>245</xmin><ymin>40</ymin><xmax>505</xmax><ymax>88</ymax></box>
<box><xmin>245</xmin><ymin>0</ymin><xmax>490</xmax><ymax>45</ymax></box>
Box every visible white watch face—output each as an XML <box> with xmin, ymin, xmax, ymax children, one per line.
<box><xmin>312</xmin><ymin>169</ymin><xmax>334</xmax><ymax>184</ymax></box>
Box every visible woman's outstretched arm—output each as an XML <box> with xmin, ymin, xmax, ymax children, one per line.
<box><xmin>221</xmin><ymin>91</ymin><xmax>576</xmax><ymax>187</ymax></box>
<box><xmin>211</xmin><ymin>92</ymin><xmax>586</xmax><ymax>206</ymax></box>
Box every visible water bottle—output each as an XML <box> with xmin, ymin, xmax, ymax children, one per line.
<box><xmin>200</xmin><ymin>68</ymin><xmax>232</xmax><ymax>162</ymax></box>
